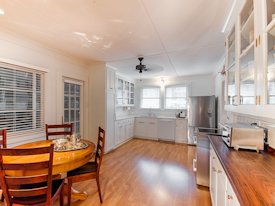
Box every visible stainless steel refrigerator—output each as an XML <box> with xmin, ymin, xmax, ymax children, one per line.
<box><xmin>187</xmin><ymin>95</ymin><xmax>216</xmax><ymax>145</ymax></box>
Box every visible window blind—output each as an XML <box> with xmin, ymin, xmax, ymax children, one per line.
<box><xmin>140</xmin><ymin>87</ymin><xmax>160</xmax><ymax>109</ymax></box>
<box><xmin>165</xmin><ymin>86</ymin><xmax>187</xmax><ymax>109</ymax></box>
<box><xmin>0</xmin><ymin>65</ymin><xmax>44</xmax><ymax>134</ymax></box>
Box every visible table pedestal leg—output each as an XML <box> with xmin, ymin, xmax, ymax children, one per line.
<box><xmin>64</xmin><ymin>183</ymin><xmax>88</xmax><ymax>201</ymax></box>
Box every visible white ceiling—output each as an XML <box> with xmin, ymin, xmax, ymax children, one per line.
<box><xmin>0</xmin><ymin>0</ymin><xmax>233</xmax><ymax>78</ymax></box>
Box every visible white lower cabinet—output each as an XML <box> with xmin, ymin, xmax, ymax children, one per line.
<box><xmin>226</xmin><ymin>179</ymin><xmax>240</xmax><ymax>206</ymax></box>
<box><xmin>175</xmin><ymin>118</ymin><xmax>188</xmax><ymax>143</ymax></box>
<box><xmin>135</xmin><ymin>118</ymin><xmax>158</xmax><ymax>140</ymax></box>
<box><xmin>115</xmin><ymin>118</ymin><xmax>134</xmax><ymax>146</ymax></box>
<box><xmin>210</xmin><ymin>145</ymin><xmax>240</xmax><ymax>206</ymax></box>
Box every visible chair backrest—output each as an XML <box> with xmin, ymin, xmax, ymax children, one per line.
<box><xmin>0</xmin><ymin>144</ymin><xmax>54</xmax><ymax>206</ymax></box>
<box><xmin>45</xmin><ymin>123</ymin><xmax>73</xmax><ymax>140</ymax></box>
<box><xmin>0</xmin><ymin>129</ymin><xmax>7</xmax><ymax>148</ymax></box>
<box><xmin>95</xmin><ymin>127</ymin><xmax>105</xmax><ymax>174</ymax></box>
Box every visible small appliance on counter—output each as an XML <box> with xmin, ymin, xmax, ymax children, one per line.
<box><xmin>221</xmin><ymin>123</ymin><xmax>265</xmax><ymax>153</ymax></box>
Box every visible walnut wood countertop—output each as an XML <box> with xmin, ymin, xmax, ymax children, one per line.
<box><xmin>209</xmin><ymin>135</ymin><xmax>275</xmax><ymax>206</ymax></box>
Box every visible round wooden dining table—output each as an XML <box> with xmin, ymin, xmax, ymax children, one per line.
<box><xmin>5</xmin><ymin>139</ymin><xmax>95</xmax><ymax>200</ymax></box>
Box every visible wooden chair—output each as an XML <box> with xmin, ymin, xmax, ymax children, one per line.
<box><xmin>67</xmin><ymin>127</ymin><xmax>105</xmax><ymax>205</ymax></box>
<box><xmin>0</xmin><ymin>144</ymin><xmax>64</xmax><ymax>206</ymax></box>
<box><xmin>0</xmin><ymin>129</ymin><xmax>7</xmax><ymax>148</ymax></box>
<box><xmin>45</xmin><ymin>123</ymin><xmax>73</xmax><ymax>140</ymax></box>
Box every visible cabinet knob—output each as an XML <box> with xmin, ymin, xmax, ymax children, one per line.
<box><xmin>218</xmin><ymin>170</ymin><xmax>222</xmax><ymax>174</ymax></box>
<box><xmin>212</xmin><ymin>167</ymin><xmax>216</xmax><ymax>172</ymax></box>
<box><xmin>227</xmin><ymin>195</ymin><xmax>233</xmax><ymax>200</ymax></box>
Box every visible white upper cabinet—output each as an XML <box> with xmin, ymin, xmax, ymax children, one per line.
<box><xmin>239</xmin><ymin>0</ymin><xmax>256</xmax><ymax>105</ymax></box>
<box><xmin>265</xmin><ymin>0</ymin><xmax>275</xmax><ymax>104</ymax></box>
<box><xmin>116</xmin><ymin>76</ymin><xmax>135</xmax><ymax>107</ymax></box>
<box><xmin>224</xmin><ymin>0</ymin><xmax>275</xmax><ymax>118</ymax></box>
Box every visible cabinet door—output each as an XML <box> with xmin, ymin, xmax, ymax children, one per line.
<box><xmin>147</xmin><ymin>119</ymin><xmax>158</xmax><ymax>139</ymax></box>
<box><xmin>175</xmin><ymin>119</ymin><xmax>188</xmax><ymax>143</ymax></box>
<box><xmin>135</xmin><ymin>118</ymin><xmax>147</xmax><ymax>137</ymax></box>
<box><xmin>105</xmin><ymin>93</ymin><xmax>115</xmax><ymax>152</ymax></box>
<box><xmin>226</xmin><ymin>179</ymin><xmax>240</xmax><ymax>206</ymax></box>
<box><xmin>216</xmin><ymin>161</ymin><xmax>226</xmax><ymax>206</ymax></box>
<box><xmin>115</xmin><ymin>122</ymin><xmax>120</xmax><ymax>145</ymax></box>
<box><xmin>107</xmin><ymin>68</ymin><xmax>115</xmax><ymax>93</ymax></box>
<box><xmin>210</xmin><ymin>146</ymin><xmax>217</xmax><ymax>206</ymax></box>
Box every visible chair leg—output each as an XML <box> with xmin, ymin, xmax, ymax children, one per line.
<box><xmin>60</xmin><ymin>184</ymin><xmax>64</xmax><ymax>206</ymax></box>
<box><xmin>0</xmin><ymin>191</ymin><xmax>4</xmax><ymax>202</ymax></box>
<box><xmin>96</xmin><ymin>176</ymin><xmax>103</xmax><ymax>203</ymax></box>
<box><xmin>67</xmin><ymin>180</ymin><xmax>72</xmax><ymax>206</ymax></box>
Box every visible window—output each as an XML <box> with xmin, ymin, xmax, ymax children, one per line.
<box><xmin>140</xmin><ymin>87</ymin><xmax>160</xmax><ymax>109</ymax></box>
<box><xmin>0</xmin><ymin>64</ymin><xmax>44</xmax><ymax>133</ymax></box>
<box><xmin>64</xmin><ymin>81</ymin><xmax>82</xmax><ymax>135</ymax></box>
<box><xmin>165</xmin><ymin>86</ymin><xmax>187</xmax><ymax>109</ymax></box>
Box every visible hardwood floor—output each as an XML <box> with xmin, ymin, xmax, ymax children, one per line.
<box><xmin>68</xmin><ymin>139</ymin><xmax>211</xmax><ymax>206</ymax></box>
<box><xmin>1</xmin><ymin>139</ymin><xmax>211</xmax><ymax>206</ymax></box>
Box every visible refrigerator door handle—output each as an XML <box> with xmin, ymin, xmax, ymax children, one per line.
<box><xmin>194</xmin><ymin>135</ymin><xmax>197</xmax><ymax>144</ymax></box>
<box><xmin>193</xmin><ymin>159</ymin><xmax>197</xmax><ymax>172</ymax></box>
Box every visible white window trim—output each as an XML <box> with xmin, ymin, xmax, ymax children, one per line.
<box><xmin>164</xmin><ymin>84</ymin><xmax>189</xmax><ymax>110</ymax></box>
<box><xmin>140</xmin><ymin>86</ymin><xmax>161</xmax><ymax>109</ymax></box>
<box><xmin>0</xmin><ymin>60</ymin><xmax>46</xmax><ymax>137</ymax></box>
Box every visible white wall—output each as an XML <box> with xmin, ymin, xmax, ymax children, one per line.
<box><xmin>88</xmin><ymin>62</ymin><xmax>107</xmax><ymax>143</ymax></box>
<box><xmin>0</xmin><ymin>31</ymin><xmax>92</xmax><ymax>146</ymax></box>
<box><xmin>134</xmin><ymin>74</ymin><xmax>215</xmax><ymax>117</ymax></box>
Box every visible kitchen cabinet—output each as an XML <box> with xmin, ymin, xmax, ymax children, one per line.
<box><xmin>210</xmin><ymin>145</ymin><xmax>240</xmax><ymax>206</ymax></box>
<box><xmin>158</xmin><ymin>118</ymin><xmax>175</xmax><ymax>141</ymax></box>
<box><xmin>107</xmin><ymin>67</ymin><xmax>116</xmax><ymax>93</ymax></box>
<box><xmin>175</xmin><ymin>118</ymin><xmax>188</xmax><ymax>143</ymax></box>
<box><xmin>116</xmin><ymin>76</ymin><xmax>135</xmax><ymax>107</ymax></box>
<box><xmin>115</xmin><ymin>118</ymin><xmax>134</xmax><ymax>146</ymax></box>
<box><xmin>135</xmin><ymin>117</ymin><xmax>158</xmax><ymax>140</ymax></box>
<box><xmin>226</xmin><ymin>179</ymin><xmax>240</xmax><ymax>206</ymax></box>
<box><xmin>224</xmin><ymin>0</ymin><xmax>275</xmax><ymax>118</ymax></box>
<box><xmin>105</xmin><ymin>67</ymin><xmax>116</xmax><ymax>153</ymax></box>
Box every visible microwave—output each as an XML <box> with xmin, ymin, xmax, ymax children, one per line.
<box><xmin>221</xmin><ymin>123</ymin><xmax>264</xmax><ymax>151</ymax></box>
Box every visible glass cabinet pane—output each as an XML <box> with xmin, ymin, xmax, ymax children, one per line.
<box><xmin>227</xmin><ymin>66</ymin><xmax>236</xmax><ymax>105</ymax></box>
<box><xmin>228</xmin><ymin>27</ymin><xmax>235</xmax><ymax>67</ymax></box>
<box><xmin>266</xmin><ymin>0</ymin><xmax>275</xmax><ymax>26</ymax></box>
<box><xmin>240</xmin><ymin>0</ymin><xmax>254</xmax><ymax>55</ymax></box>
<box><xmin>266</xmin><ymin>1</ymin><xmax>275</xmax><ymax>104</ymax></box>
<box><xmin>240</xmin><ymin>49</ymin><xmax>255</xmax><ymax>105</ymax></box>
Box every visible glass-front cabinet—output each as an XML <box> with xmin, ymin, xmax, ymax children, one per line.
<box><xmin>266</xmin><ymin>0</ymin><xmax>275</xmax><ymax>104</ymax></box>
<box><xmin>239</xmin><ymin>0</ymin><xmax>256</xmax><ymax>105</ymax></box>
<box><xmin>224</xmin><ymin>0</ymin><xmax>275</xmax><ymax>117</ymax></box>
<box><xmin>226</xmin><ymin>26</ymin><xmax>237</xmax><ymax>105</ymax></box>
<box><xmin>116</xmin><ymin>77</ymin><xmax>135</xmax><ymax>106</ymax></box>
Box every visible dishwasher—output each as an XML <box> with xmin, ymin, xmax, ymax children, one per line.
<box><xmin>193</xmin><ymin>127</ymin><xmax>221</xmax><ymax>187</ymax></box>
<box><xmin>158</xmin><ymin>118</ymin><xmax>175</xmax><ymax>141</ymax></box>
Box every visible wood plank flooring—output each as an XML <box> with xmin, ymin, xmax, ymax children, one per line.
<box><xmin>68</xmin><ymin>139</ymin><xmax>211</xmax><ymax>206</ymax></box>
<box><xmin>1</xmin><ymin>139</ymin><xmax>211</xmax><ymax>206</ymax></box>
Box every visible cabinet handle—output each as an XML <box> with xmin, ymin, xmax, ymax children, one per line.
<box><xmin>138</xmin><ymin>122</ymin><xmax>144</xmax><ymax>123</ymax></box>
<box><xmin>218</xmin><ymin>170</ymin><xmax>222</xmax><ymax>174</ymax></box>
<box><xmin>227</xmin><ymin>195</ymin><xmax>233</xmax><ymax>200</ymax></box>
<box><xmin>149</xmin><ymin>122</ymin><xmax>155</xmax><ymax>124</ymax></box>
<box><xmin>212</xmin><ymin>156</ymin><xmax>216</xmax><ymax>159</ymax></box>
<box><xmin>212</xmin><ymin>167</ymin><xmax>216</xmax><ymax>172</ymax></box>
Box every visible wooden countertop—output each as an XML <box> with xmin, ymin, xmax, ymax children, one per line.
<box><xmin>209</xmin><ymin>135</ymin><xmax>275</xmax><ymax>206</ymax></box>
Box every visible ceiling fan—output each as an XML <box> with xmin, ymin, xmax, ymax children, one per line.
<box><xmin>136</xmin><ymin>57</ymin><xmax>148</xmax><ymax>73</ymax></box>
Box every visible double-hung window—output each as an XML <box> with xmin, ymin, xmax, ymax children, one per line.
<box><xmin>140</xmin><ymin>87</ymin><xmax>160</xmax><ymax>109</ymax></box>
<box><xmin>0</xmin><ymin>63</ymin><xmax>44</xmax><ymax>134</ymax></box>
<box><xmin>165</xmin><ymin>86</ymin><xmax>187</xmax><ymax>109</ymax></box>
